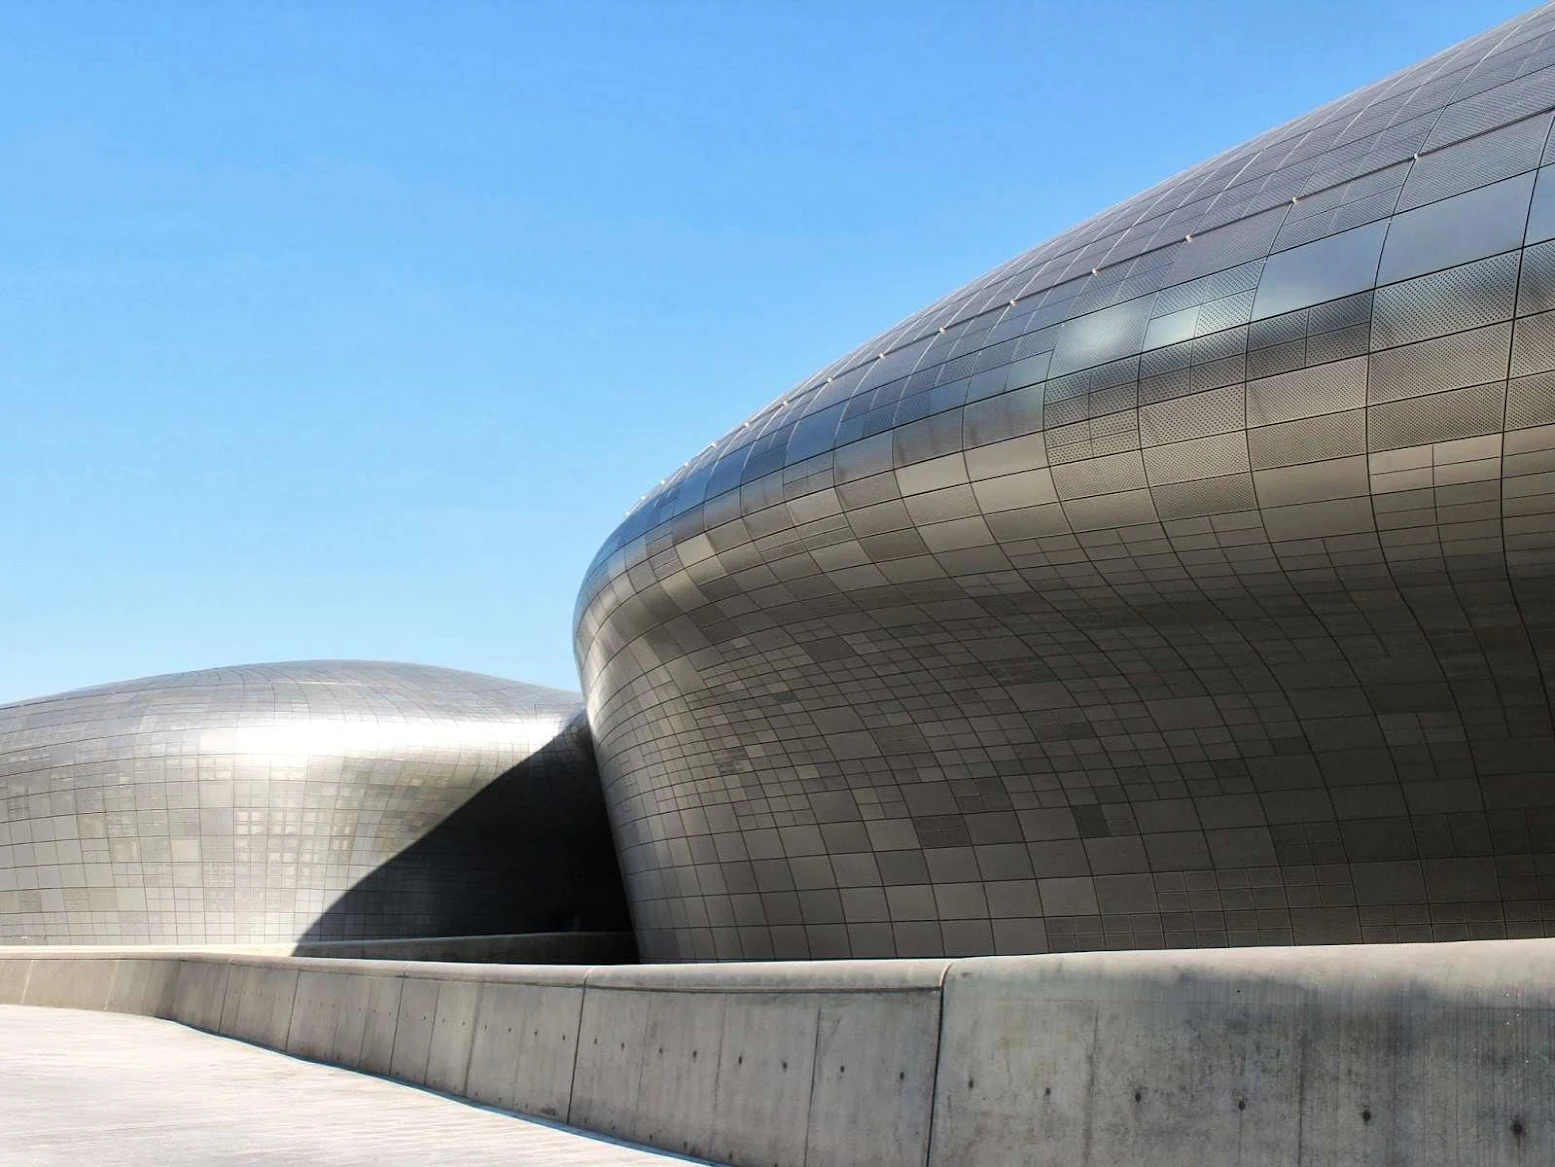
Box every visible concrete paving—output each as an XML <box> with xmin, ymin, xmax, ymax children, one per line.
<box><xmin>0</xmin><ymin>1005</ymin><xmax>712</xmax><ymax>1165</ymax></box>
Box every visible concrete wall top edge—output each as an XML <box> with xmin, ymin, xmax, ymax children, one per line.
<box><xmin>0</xmin><ymin>950</ymin><xmax>954</xmax><ymax>991</ymax></box>
<box><xmin>944</xmin><ymin>937</ymin><xmax>1555</xmax><ymax>1000</ymax></box>
<box><xmin>196</xmin><ymin>955</ymin><xmax>603</xmax><ymax>987</ymax></box>
<box><xmin>0</xmin><ymin>950</ymin><xmax>600</xmax><ymax>987</ymax></box>
<box><xmin>11</xmin><ymin>937</ymin><xmax>1555</xmax><ymax>996</ymax></box>
<box><xmin>584</xmin><ymin>956</ymin><xmax>953</xmax><ymax>993</ymax></box>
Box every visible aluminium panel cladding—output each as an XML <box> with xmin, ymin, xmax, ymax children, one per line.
<box><xmin>576</xmin><ymin>4</ymin><xmax>1555</xmax><ymax>961</ymax></box>
<box><xmin>0</xmin><ymin>661</ymin><xmax>630</xmax><ymax>944</ymax></box>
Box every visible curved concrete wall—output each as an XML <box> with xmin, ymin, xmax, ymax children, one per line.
<box><xmin>576</xmin><ymin>5</ymin><xmax>1555</xmax><ymax>960</ymax></box>
<box><xmin>0</xmin><ymin>661</ymin><xmax>631</xmax><ymax>945</ymax></box>
<box><xmin>5</xmin><ymin>940</ymin><xmax>1554</xmax><ymax>1165</ymax></box>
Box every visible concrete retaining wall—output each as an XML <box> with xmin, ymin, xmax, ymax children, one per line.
<box><xmin>3</xmin><ymin>940</ymin><xmax>1552</xmax><ymax>1166</ymax></box>
<box><xmin>930</xmin><ymin>945</ymin><xmax>1555</xmax><ymax>1166</ymax></box>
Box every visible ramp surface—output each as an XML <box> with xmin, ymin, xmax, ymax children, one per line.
<box><xmin>0</xmin><ymin>1005</ymin><xmax>710</xmax><ymax>1165</ymax></box>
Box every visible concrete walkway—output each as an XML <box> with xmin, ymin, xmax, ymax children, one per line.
<box><xmin>0</xmin><ymin>1005</ymin><xmax>712</xmax><ymax>1165</ymax></box>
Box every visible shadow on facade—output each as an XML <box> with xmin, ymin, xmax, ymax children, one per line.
<box><xmin>299</xmin><ymin>714</ymin><xmax>634</xmax><ymax>946</ymax></box>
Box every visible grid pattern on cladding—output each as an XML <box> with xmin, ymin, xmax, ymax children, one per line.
<box><xmin>0</xmin><ymin>661</ymin><xmax>616</xmax><ymax>944</ymax></box>
<box><xmin>577</xmin><ymin>4</ymin><xmax>1555</xmax><ymax>961</ymax></box>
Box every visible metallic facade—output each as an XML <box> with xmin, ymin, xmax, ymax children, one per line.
<box><xmin>0</xmin><ymin>661</ymin><xmax>629</xmax><ymax>945</ymax></box>
<box><xmin>578</xmin><ymin>6</ymin><xmax>1555</xmax><ymax>961</ymax></box>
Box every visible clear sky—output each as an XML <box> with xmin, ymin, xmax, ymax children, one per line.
<box><xmin>0</xmin><ymin>0</ymin><xmax>1531</xmax><ymax>703</ymax></box>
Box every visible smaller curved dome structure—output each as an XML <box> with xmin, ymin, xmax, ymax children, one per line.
<box><xmin>0</xmin><ymin>660</ymin><xmax>630</xmax><ymax>946</ymax></box>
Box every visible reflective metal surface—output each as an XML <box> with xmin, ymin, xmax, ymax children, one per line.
<box><xmin>0</xmin><ymin>661</ymin><xmax>630</xmax><ymax>944</ymax></box>
<box><xmin>578</xmin><ymin>5</ymin><xmax>1555</xmax><ymax>960</ymax></box>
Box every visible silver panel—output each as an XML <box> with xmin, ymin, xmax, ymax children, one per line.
<box><xmin>577</xmin><ymin>5</ymin><xmax>1555</xmax><ymax>961</ymax></box>
<box><xmin>0</xmin><ymin>661</ymin><xmax>629</xmax><ymax>945</ymax></box>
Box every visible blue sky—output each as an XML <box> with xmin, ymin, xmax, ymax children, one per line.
<box><xmin>0</xmin><ymin>0</ymin><xmax>1529</xmax><ymax>702</ymax></box>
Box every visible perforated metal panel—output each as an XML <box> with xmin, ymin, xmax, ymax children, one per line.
<box><xmin>0</xmin><ymin>662</ymin><xmax>630</xmax><ymax>944</ymax></box>
<box><xmin>577</xmin><ymin>5</ymin><xmax>1555</xmax><ymax>961</ymax></box>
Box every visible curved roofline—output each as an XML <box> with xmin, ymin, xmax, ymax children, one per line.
<box><xmin>0</xmin><ymin>659</ymin><xmax>583</xmax><ymax>713</ymax></box>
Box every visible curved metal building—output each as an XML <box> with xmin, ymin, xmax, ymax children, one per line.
<box><xmin>0</xmin><ymin>661</ymin><xmax>629</xmax><ymax>945</ymax></box>
<box><xmin>578</xmin><ymin>6</ymin><xmax>1555</xmax><ymax>960</ymax></box>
